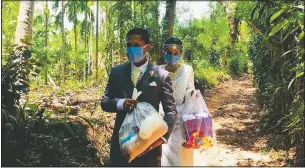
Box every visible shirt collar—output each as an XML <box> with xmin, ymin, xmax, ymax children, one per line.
<box><xmin>131</xmin><ymin>60</ymin><xmax>148</xmax><ymax>74</ymax></box>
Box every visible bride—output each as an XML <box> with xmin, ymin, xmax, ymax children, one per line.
<box><xmin>159</xmin><ymin>37</ymin><xmax>206</xmax><ymax>166</ymax></box>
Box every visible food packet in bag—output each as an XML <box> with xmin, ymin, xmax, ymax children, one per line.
<box><xmin>118</xmin><ymin>88</ymin><xmax>168</xmax><ymax>162</ymax></box>
<box><xmin>181</xmin><ymin>89</ymin><xmax>217</xmax><ymax>149</ymax></box>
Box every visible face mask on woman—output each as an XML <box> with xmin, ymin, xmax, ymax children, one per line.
<box><xmin>164</xmin><ymin>52</ymin><xmax>181</xmax><ymax>65</ymax></box>
<box><xmin>126</xmin><ymin>45</ymin><xmax>147</xmax><ymax>63</ymax></box>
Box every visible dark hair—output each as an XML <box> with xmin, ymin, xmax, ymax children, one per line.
<box><xmin>164</xmin><ymin>37</ymin><xmax>183</xmax><ymax>45</ymax></box>
<box><xmin>126</xmin><ymin>28</ymin><xmax>150</xmax><ymax>44</ymax></box>
<box><xmin>163</xmin><ymin>37</ymin><xmax>183</xmax><ymax>51</ymax></box>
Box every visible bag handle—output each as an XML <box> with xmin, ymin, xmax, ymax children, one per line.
<box><xmin>193</xmin><ymin>90</ymin><xmax>212</xmax><ymax>117</ymax></box>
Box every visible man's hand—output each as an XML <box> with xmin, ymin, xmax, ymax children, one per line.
<box><xmin>123</xmin><ymin>98</ymin><xmax>138</xmax><ymax>112</ymax></box>
<box><xmin>138</xmin><ymin>138</ymin><xmax>164</xmax><ymax>157</ymax></box>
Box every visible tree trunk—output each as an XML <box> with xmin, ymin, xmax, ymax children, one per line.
<box><xmin>14</xmin><ymin>1</ymin><xmax>34</xmax><ymax>47</ymax></box>
<box><xmin>119</xmin><ymin>1</ymin><xmax>124</xmax><ymax>63</ymax></box>
<box><xmin>95</xmin><ymin>1</ymin><xmax>99</xmax><ymax>81</ymax></box>
<box><xmin>132</xmin><ymin>0</ymin><xmax>135</xmax><ymax>25</ymax></box>
<box><xmin>44</xmin><ymin>0</ymin><xmax>48</xmax><ymax>85</ymax></box>
<box><xmin>219</xmin><ymin>1</ymin><xmax>239</xmax><ymax>46</ymax></box>
<box><xmin>73</xmin><ymin>2</ymin><xmax>77</xmax><ymax>54</ymax></box>
<box><xmin>141</xmin><ymin>1</ymin><xmax>144</xmax><ymax>27</ymax></box>
<box><xmin>87</xmin><ymin>3</ymin><xmax>93</xmax><ymax>79</ymax></box>
<box><xmin>73</xmin><ymin>2</ymin><xmax>78</xmax><ymax>80</ymax></box>
<box><xmin>100</xmin><ymin>10</ymin><xmax>104</xmax><ymax>70</ymax></box>
<box><xmin>158</xmin><ymin>0</ymin><xmax>176</xmax><ymax>65</ymax></box>
<box><xmin>12</xmin><ymin>0</ymin><xmax>34</xmax><ymax>108</ymax></box>
<box><xmin>88</xmin><ymin>14</ymin><xmax>93</xmax><ymax>78</ymax></box>
<box><xmin>104</xmin><ymin>8</ymin><xmax>109</xmax><ymax>76</ymax></box>
<box><xmin>164</xmin><ymin>0</ymin><xmax>176</xmax><ymax>38</ymax></box>
<box><xmin>154</xmin><ymin>1</ymin><xmax>160</xmax><ymax>63</ymax></box>
<box><xmin>84</xmin><ymin>1</ymin><xmax>88</xmax><ymax>80</ymax></box>
<box><xmin>60</xmin><ymin>0</ymin><xmax>66</xmax><ymax>85</ymax></box>
<box><xmin>85</xmin><ymin>2</ymin><xmax>88</xmax><ymax>49</ymax></box>
<box><xmin>105</xmin><ymin>6</ymin><xmax>113</xmax><ymax>77</ymax></box>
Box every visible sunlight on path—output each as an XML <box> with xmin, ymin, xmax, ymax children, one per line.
<box><xmin>198</xmin><ymin>75</ymin><xmax>272</xmax><ymax>166</ymax></box>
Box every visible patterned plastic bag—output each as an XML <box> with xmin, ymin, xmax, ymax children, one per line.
<box><xmin>181</xmin><ymin>90</ymin><xmax>216</xmax><ymax>149</ymax></box>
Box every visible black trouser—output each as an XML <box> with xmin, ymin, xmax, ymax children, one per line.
<box><xmin>110</xmin><ymin>147</ymin><xmax>161</xmax><ymax>167</ymax></box>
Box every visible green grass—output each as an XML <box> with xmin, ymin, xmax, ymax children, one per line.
<box><xmin>195</xmin><ymin>66</ymin><xmax>231</xmax><ymax>88</ymax></box>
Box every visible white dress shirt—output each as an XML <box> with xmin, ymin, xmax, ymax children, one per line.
<box><xmin>116</xmin><ymin>60</ymin><xmax>148</xmax><ymax>111</ymax></box>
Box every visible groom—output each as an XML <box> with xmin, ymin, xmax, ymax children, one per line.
<box><xmin>101</xmin><ymin>28</ymin><xmax>177</xmax><ymax>166</ymax></box>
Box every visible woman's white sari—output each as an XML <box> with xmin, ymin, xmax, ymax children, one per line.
<box><xmin>159</xmin><ymin>64</ymin><xmax>207</xmax><ymax>166</ymax></box>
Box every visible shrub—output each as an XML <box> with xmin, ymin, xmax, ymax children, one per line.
<box><xmin>228</xmin><ymin>54</ymin><xmax>248</xmax><ymax>76</ymax></box>
<box><xmin>194</xmin><ymin>66</ymin><xmax>230</xmax><ymax>88</ymax></box>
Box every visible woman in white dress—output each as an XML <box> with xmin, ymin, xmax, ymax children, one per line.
<box><xmin>159</xmin><ymin>37</ymin><xmax>206</xmax><ymax>166</ymax></box>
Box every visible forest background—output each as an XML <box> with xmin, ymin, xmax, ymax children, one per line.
<box><xmin>1</xmin><ymin>0</ymin><xmax>304</xmax><ymax>166</ymax></box>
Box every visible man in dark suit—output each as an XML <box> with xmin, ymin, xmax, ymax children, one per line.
<box><xmin>101</xmin><ymin>28</ymin><xmax>177</xmax><ymax>167</ymax></box>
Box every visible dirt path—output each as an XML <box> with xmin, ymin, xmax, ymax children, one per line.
<box><xmin>200</xmin><ymin>74</ymin><xmax>289</xmax><ymax>166</ymax></box>
<box><xmin>68</xmin><ymin>74</ymin><xmax>292</xmax><ymax>166</ymax></box>
<box><xmin>23</xmin><ymin>74</ymin><xmax>294</xmax><ymax>166</ymax></box>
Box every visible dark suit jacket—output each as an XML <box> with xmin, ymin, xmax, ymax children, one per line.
<box><xmin>101</xmin><ymin>62</ymin><xmax>177</xmax><ymax>166</ymax></box>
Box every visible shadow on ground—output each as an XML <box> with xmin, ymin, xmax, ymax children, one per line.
<box><xmin>2</xmin><ymin>118</ymin><xmax>103</xmax><ymax>167</ymax></box>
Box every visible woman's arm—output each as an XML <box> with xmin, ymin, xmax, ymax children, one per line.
<box><xmin>178</xmin><ymin>66</ymin><xmax>196</xmax><ymax>114</ymax></box>
<box><xmin>186</xmin><ymin>65</ymin><xmax>195</xmax><ymax>91</ymax></box>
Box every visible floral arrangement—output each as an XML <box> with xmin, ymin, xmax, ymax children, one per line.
<box><xmin>148</xmin><ymin>69</ymin><xmax>158</xmax><ymax>82</ymax></box>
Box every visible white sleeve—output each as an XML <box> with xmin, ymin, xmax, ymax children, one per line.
<box><xmin>159</xmin><ymin>102</ymin><xmax>165</xmax><ymax>118</ymax></box>
<box><xmin>187</xmin><ymin>65</ymin><xmax>195</xmax><ymax>91</ymax></box>
<box><xmin>161</xmin><ymin>137</ymin><xmax>168</xmax><ymax>144</ymax></box>
<box><xmin>181</xmin><ymin>65</ymin><xmax>195</xmax><ymax>107</ymax></box>
<box><xmin>176</xmin><ymin>104</ymin><xmax>185</xmax><ymax>114</ymax></box>
<box><xmin>116</xmin><ymin>99</ymin><xmax>125</xmax><ymax>111</ymax></box>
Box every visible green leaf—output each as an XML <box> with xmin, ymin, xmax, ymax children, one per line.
<box><xmin>281</xmin><ymin>48</ymin><xmax>295</xmax><ymax>58</ymax></box>
<box><xmin>87</xmin><ymin>1</ymin><xmax>93</xmax><ymax>7</ymax></box>
<box><xmin>288</xmin><ymin>77</ymin><xmax>296</xmax><ymax>89</ymax></box>
<box><xmin>298</xmin><ymin>31</ymin><xmax>304</xmax><ymax>40</ymax></box>
<box><xmin>78</xmin><ymin>116</ymin><xmax>95</xmax><ymax>132</ymax></box>
<box><xmin>296</xmin><ymin>71</ymin><xmax>304</xmax><ymax>78</ymax></box>
<box><xmin>25</xmin><ymin>103</ymin><xmax>39</xmax><ymax>112</ymax></box>
<box><xmin>269</xmin><ymin>20</ymin><xmax>289</xmax><ymax>37</ymax></box>
<box><xmin>297</xmin><ymin>10</ymin><xmax>304</xmax><ymax>20</ymax></box>
<box><xmin>44</xmin><ymin>8</ymin><xmax>50</xmax><ymax>16</ymax></box>
<box><xmin>281</xmin><ymin>25</ymin><xmax>300</xmax><ymax>42</ymax></box>
<box><xmin>288</xmin><ymin>72</ymin><xmax>304</xmax><ymax>89</ymax></box>
<box><xmin>293</xmin><ymin>5</ymin><xmax>304</xmax><ymax>10</ymax></box>
<box><xmin>23</xmin><ymin>49</ymin><xmax>32</xmax><ymax>59</ymax></box>
<box><xmin>270</xmin><ymin>9</ymin><xmax>285</xmax><ymax>23</ymax></box>
<box><xmin>273</xmin><ymin>87</ymin><xmax>283</xmax><ymax>96</ymax></box>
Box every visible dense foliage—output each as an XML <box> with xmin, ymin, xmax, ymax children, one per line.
<box><xmin>1</xmin><ymin>0</ymin><xmax>304</xmax><ymax>166</ymax></box>
<box><xmin>235</xmin><ymin>0</ymin><xmax>304</xmax><ymax>165</ymax></box>
<box><xmin>174</xmin><ymin>2</ymin><xmax>249</xmax><ymax>88</ymax></box>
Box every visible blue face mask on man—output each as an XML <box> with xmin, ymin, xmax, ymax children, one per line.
<box><xmin>164</xmin><ymin>52</ymin><xmax>181</xmax><ymax>65</ymax></box>
<box><xmin>126</xmin><ymin>45</ymin><xmax>147</xmax><ymax>63</ymax></box>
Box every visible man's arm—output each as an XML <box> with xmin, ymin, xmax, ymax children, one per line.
<box><xmin>160</xmin><ymin>75</ymin><xmax>177</xmax><ymax>141</ymax></box>
<box><xmin>101</xmin><ymin>68</ymin><xmax>121</xmax><ymax>112</ymax></box>
<box><xmin>101</xmin><ymin>68</ymin><xmax>137</xmax><ymax>113</ymax></box>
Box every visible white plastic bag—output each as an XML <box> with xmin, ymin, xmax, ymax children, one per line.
<box><xmin>119</xmin><ymin>88</ymin><xmax>168</xmax><ymax>162</ymax></box>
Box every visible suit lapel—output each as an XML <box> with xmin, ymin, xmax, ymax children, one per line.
<box><xmin>136</xmin><ymin>62</ymin><xmax>153</xmax><ymax>99</ymax></box>
<box><xmin>122</xmin><ymin>62</ymin><xmax>134</xmax><ymax>98</ymax></box>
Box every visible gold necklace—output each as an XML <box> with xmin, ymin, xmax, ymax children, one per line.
<box><xmin>166</xmin><ymin>64</ymin><xmax>182</xmax><ymax>80</ymax></box>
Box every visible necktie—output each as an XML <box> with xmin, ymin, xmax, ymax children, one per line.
<box><xmin>131</xmin><ymin>67</ymin><xmax>141</xmax><ymax>86</ymax></box>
